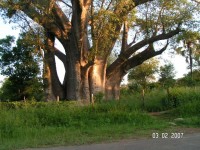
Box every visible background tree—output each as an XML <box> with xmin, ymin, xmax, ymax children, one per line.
<box><xmin>176</xmin><ymin>31</ymin><xmax>200</xmax><ymax>80</ymax></box>
<box><xmin>0</xmin><ymin>34</ymin><xmax>43</xmax><ymax>101</ymax></box>
<box><xmin>177</xmin><ymin>69</ymin><xmax>200</xmax><ymax>87</ymax></box>
<box><xmin>159</xmin><ymin>62</ymin><xmax>176</xmax><ymax>101</ymax></box>
<box><xmin>0</xmin><ymin>0</ymin><xmax>199</xmax><ymax>101</ymax></box>
<box><xmin>128</xmin><ymin>58</ymin><xmax>159</xmax><ymax>107</ymax></box>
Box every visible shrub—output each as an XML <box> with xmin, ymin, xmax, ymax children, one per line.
<box><xmin>94</xmin><ymin>92</ymin><xmax>104</xmax><ymax>103</ymax></box>
<box><xmin>167</xmin><ymin>87</ymin><xmax>200</xmax><ymax>108</ymax></box>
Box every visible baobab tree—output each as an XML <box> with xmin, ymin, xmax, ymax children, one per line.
<box><xmin>0</xmin><ymin>0</ymin><xmax>198</xmax><ymax>102</ymax></box>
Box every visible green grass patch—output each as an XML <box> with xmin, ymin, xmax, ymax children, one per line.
<box><xmin>0</xmin><ymin>101</ymin><xmax>167</xmax><ymax>150</ymax></box>
<box><xmin>1</xmin><ymin>86</ymin><xmax>200</xmax><ymax>149</ymax></box>
<box><xmin>174</xmin><ymin>117</ymin><xmax>200</xmax><ymax>127</ymax></box>
<box><xmin>120</xmin><ymin>88</ymin><xmax>167</xmax><ymax>112</ymax></box>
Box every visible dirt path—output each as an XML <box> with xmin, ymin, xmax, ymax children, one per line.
<box><xmin>24</xmin><ymin>131</ymin><xmax>200</xmax><ymax>150</ymax></box>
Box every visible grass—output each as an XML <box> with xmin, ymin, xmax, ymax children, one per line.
<box><xmin>120</xmin><ymin>86</ymin><xmax>200</xmax><ymax>128</ymax></box>
<box><xmin>0</xmin><ymin>86</ymin><xmax>200</xmax><ymax>150</ymax></box>
<box><xmin>0</xmin><ymin>101</ymin><xmax>167</xmax><ymax>150</ymax></box>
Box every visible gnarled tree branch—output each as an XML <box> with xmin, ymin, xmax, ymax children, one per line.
<box><xmin>106</xmin><ymin>26</ymin><xmax>181</xmax><ymax>78</ymax></box>
<box><xmin>123</xmin><ymin>41</ymin><xmax>169</xmax><ymax>72</ymax></box>
<box><xmin>54</xmin><ymin>47</ymin><xmax>67</xmax><ymax>69</ymax></box>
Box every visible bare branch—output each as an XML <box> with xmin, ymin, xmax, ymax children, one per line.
<box><xmin>127</xmin><ymin>31</ymin><xmax>139</xmax><ymax>49</ymax></box>
<box><xmin>106</xmin><ymin>0</ymin><xmax>114</xmax><ymax>10</ymax></box>
<box><xmin>58</xmin><ymin>0</ymin><xmax>72</xmax><ymax>8</ymax></box>
<box><xmin>125</xmin><ymin>26</ymin><xmax>180</xmax><ymax>58</ymax></box>
<box><xmin>121</xmin><ymin>21</ymin><xmax>129</xmax><ymax>53</ymax></box>
<box><xmin>54</xmin><ymin>47</ymin><xmax>67</xmax><ymax>68</ymax></box>
<box><xmin>123</xmin><ymin>41</ymin><xmax>169</xmax><ymax>72</ymax></box>
<box><xmin>51</xmin><ymin>3</ymin><xmax>71</xmax><ymax>34</ymax></box>
<box><xmin>155</xmin><ymin>40</ymin><xmax>169</xmax><ymax>55</ymax></box>
<box><xmin>134</xmin><ymin>0</ymin><xmax>155</xmax><ymax>6</ymax></box>
<box><xmin>8</xmin><ymin>1</ymin><xmax>71</xmax><ymax>40</ymax></box>
<box><xmin>106</xmin><ymin>26</ymin><xmax>181</xmax><ymax>78</ymax></box>
<box><xmin>100</xmin><ymin>0</ymin><xmax>106</xmax><ymax>9</ymax></box>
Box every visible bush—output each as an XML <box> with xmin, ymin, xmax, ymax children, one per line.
<box><xmin>173</xmin><ymin>101</ymin><xmax>200</xmax><ymax>117</ymax></box>
<box><xmin>94</xmin><ymin>92</ymin><xmax>104</xmax><ymax>103</ymax></box>
<box><xmin>0</xmin><ymin>101</ymin><xmax>166</xmax><ymax>141</ymax></box>
<box><xmin>167</xmin><ymin>87</ymin><xmax>200</xmax><ymax>108</ymax></box>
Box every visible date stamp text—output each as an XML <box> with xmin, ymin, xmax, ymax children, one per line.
<box><xmin>152</xmin><ymin>132</ymin><xmax>184</xmax><ymax>139</ymax></box>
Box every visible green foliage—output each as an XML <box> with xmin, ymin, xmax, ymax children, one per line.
<box><xmin>168</xmin><ymin>87</ymin><xmax>200</xmax><ymax>127</ymax></box>
<box><xmin>177</xmin><ymin>69</ymin><xmax>200</xmax><ymax>86</ymax></box>
<box><xmin>166</xmin><ymin>87</ymin><xmax>200</xmax><ymax>108</ymax></box>
<box><xmin>94</xmin><ymin>92</ymin><xmax>104</xmax><ymax>103</ymax></box>
<box><xmin>176</xmin><ymin>31</ymin><xmax>200</xmax><ymax>68</ymax></box>
<box><xmin>128</xmin><ymin>58</ymin><xmax>159</xmax><ymax>89</ymax></box>
<box><xmin>1</xmin><ymin>86</ymin><xmax>200</xmax><ymax>149</ymax></box>
<box><xmin>128</xmin><ymin>58</ymin><xmax>159</xmax><ymax>108</ymax></box>
<box><xmin>121</xmin><ymin>86</ymin><xmax>200</xmax><ymax>112</ymax></box>
<box><xmin>0</xmin><ymin>101</ymin><xmax>167</xmax><ymax>150</ymax></box>
<box><xmin>0</xmin><ymin>34</ymin><xmax>43</xmax><ymax>101</ymax></box>
<box><xmin>1</xmin><ymin>0</ymin><xmax>200</xmax><ymax>102</ymax></box>
<box><xmin>174</xmin><ymin>116</ymin><xmax>200</xmax><ymax>127</ymax></box>
<box><xmin>0</xmin><ymin>79</ymin><xmax>17</xmax><ymax>101</ymax></box>
<box><xmin>136</xmin><ymin>0</ymin><xmax>197</xmax><ymax>38</ymax></box>
<box><xmin>121</xmin><ymin>88</ymin><xmax>167</xmax><ymax>112</ymax></box>
<box><xmin>121</xmin><ymin>85</ymin><xmax>200</xmax><ymax>128</ymax></box>
<box><xmin>159</xmin><ymin>62</ymin><xmax>176</xmax><ymax>89</ymax></box>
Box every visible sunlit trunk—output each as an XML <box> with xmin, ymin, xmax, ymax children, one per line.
<box><xmin>43</xmin><ymin>33</ymin><xmax>65</xmax><ymax>101</ymax></box>
<box><xmin>105</xmin><ymin>70</ymin><xmax>124</xmax><ymax>100</ymax></box>
<box><xmin>89</xmin><ymin>59</ymin><xmax>107</xmax><ymax>95</ymax></box>
<box><xmin>43</xmin><ymin>60</ymin><xmax>56</xmax><ymax>101</ymax></box>
<box><xmin>60</xmin><ymin>36</ymin><xmax>82</xmax><ymax>101</ymax></box>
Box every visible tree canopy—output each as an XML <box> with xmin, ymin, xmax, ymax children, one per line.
<box><xmin>0</xmin><ymin>34</ymin><xmax>43</xmax><ymax>101</ymax></box>
<box><xmin>0</xmin><ymin>0</ymin><xmax>199</xmax><ymax>101</ymax></box>
<box><xmin>128</xmin><ymin>58</ymin><xmax>159</xmax><ymax>90</ymax></box>
<box><xmin>159</xmin><ymin>62</ymin><xmax>176</xmax><ymax>89</ymax></box>
<box><xmin>176</xmin><ymin>31</ymin><xmax>200</xmax><ymax>78</ymax></box>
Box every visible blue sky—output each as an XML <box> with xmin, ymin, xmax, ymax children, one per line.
<box><xmin>0</xmin><ymin>17</ymin><xmax>188</xmax><ymax>85</ymax></box>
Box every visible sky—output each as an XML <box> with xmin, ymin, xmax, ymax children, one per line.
<box><xmin>0</xmin><ymin>17</ymin><xmax>189</xmax><ymax>86</ymax></box>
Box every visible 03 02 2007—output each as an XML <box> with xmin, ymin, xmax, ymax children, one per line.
<box><xmin>152</xmin><ymin>132</ymin><xmax>184</xmax><ymax>139</ymax></box>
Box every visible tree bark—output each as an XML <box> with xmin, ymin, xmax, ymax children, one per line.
<box><xmin>89</xmin><ymin>59</ymin><xmax>107</xmax><ymax>96</ymax></box>
<box><xmin>61</xmin><ymin>36</ymin><xmax>81</xmax><ymax>101</ymax></box>
<box><xmin>43</xmin><ymin>60</ymin><xmax>56</xmax><ymax>101</ymax></box>
<box><xmin>105</xmin><ymin>69</ymin><xmax>124</xmax><ymax>100</ymax></box>
<box><xmin>43</xmin><ymin>32</ymin><xmax>65</xmax><ymax>101</ymax></box>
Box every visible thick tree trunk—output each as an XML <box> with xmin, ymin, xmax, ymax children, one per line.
<box><xmin>43</xmin><ymin>60</ymin><xmax>56</xmax><ymax>101</ymax></box>
<box><xmin>63</xmin><ymin>57</ymin><xmax>107</xmax><ymax>103</ymax></box>
<box><xmin>43</xmin><ymin>33</ymin><xmax>65</xmax><ymax>101</ymax></box>
<box><xmin>105</xmin><ymin>69</ymin><xmax>124</xmax><ymax>100</ymax></box>
<box><xmin>43</xmin><ymin>52</ymin><xmax>65</xmax><ymax>101</ymax></box>
<box><xmin>61</xmin><ymin>37</ymin><xmax>81</xmax><ymax>101</ymax></box>
<box><xmin>64</xmin><ymin>60</ymin><xmax>81</xmax><ymax>100</ymax></box>
<box><xmin>80</xmin><ymin>66</ymin><xmax>91</xmax><ymax>102</ymax></box>
<box><xmin>3</xmin><ymin>0</ymin><xmax>183</xmax><ymax>102</ymax></box>
<box><xmin>89</xmin><ymin>59</ymin><xmax>107</xmax><ymax>95</ymax></box>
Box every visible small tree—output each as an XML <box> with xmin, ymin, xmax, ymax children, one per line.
<box><xmin>0</xmin><ymin>34</ymin><xmax>43</xmax><ymax>101</ymax></box>
<box><xmin>159</xmin><ymin>62</ymin><xmax>176</xmax><ymax>104</ymax></box>
<box><xmin>128</xmin><ymin>58</ymin><xmax>159</xmax><ymax>108</ymax></box>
